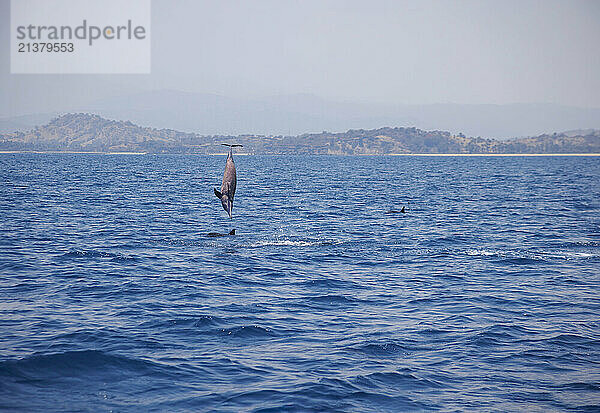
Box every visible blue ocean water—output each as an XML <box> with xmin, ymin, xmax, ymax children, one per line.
<box><xmin>1</xmin><ymin>153</ymin><xmax>599</xmax><ymax>412</ymax></box>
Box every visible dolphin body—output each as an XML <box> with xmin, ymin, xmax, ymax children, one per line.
<box><xmin>206</xmin><ymin>229</ymin><xmax>236</xmax><ymax>237</ymax></box>
<box><xmin>386</xmin><ymin>206</ymin><xmax>406</xmax><ymax>214</ymax></box>
<box><xmin>214</xmin><ymin>144</ymin><xmax>242</xmax><ymax>218</ymax></box>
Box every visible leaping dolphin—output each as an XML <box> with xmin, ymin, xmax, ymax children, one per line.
<box><xmin>214</xmin><ymin>144</ymin><xmax>242</xmax><ymax>218</ymax></box>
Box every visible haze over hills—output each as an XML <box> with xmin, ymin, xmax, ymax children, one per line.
<box><xmin>1</xmin><ymin>113</ymin><xmax>599</xmax><ymax>155</ymax></box>
<box><xmin>2</xmin><ymin>90</ymin><xmax>600</xmax><ymax>139</ymax></box>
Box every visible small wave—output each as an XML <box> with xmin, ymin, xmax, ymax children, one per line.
<box><xmin>471</xmin><ymin>252</ymin><xmax>535</xmax><ymax>265</ymax></box>
<box><xmin>0</xmin><ymin>261</ymin><xmax>37</xmax><ymax>272</ymax></box>
<box><xmin>217</xmin><ymin>325</ymin><xmax>277</xmax><ymax>339</ymax></box>
<box><xmin>360</xmin><ymin>370</ymin><xmax>445</xmax><ymax>390</ymax></box>
<box><xmin>485</xmin><ymin>323</ymin><xmax>538</xmax><ymax>337</ymax></box>
<box><xmin>464</xmin><ymin>248</ymin><xmax>536</xmax><ymax>263</ymax></box>
<box><xmin>299</xmin><ymin>277</ymin><xmax>358</xmax><ymax>289</ymax></box>
<box><xmin>303</xmin><ymin>294</ymin><xmax>364</xmax><ymax>308</ymax></box>
<box><xmin>141</xmin><ymin>315</ymin><xmax>223</xmax><ymax>330</ymax></box>
<box><xmin>465</xmin><ymin>247</ymin><xmax>598</xmax><ymax>262</ymax></box>
<box><xmin>552</xmin><ymin>382</ymin><xmax>600</xmax><ymax>391</ymax></box>
<box><xmin>466</xmin><ymin>331</ymin><xmax>509</xmax><ymax>347</ymax></box>
<box><xmin>221</xmin><ymin>388</ymin><xmax>350</xmax><ymax>412</ymax></box>
<box><xmin>2</xmin><ymin>182</ymin><xmax>29</xmax><ymax>189</ymax></box>
<box><xmin>184</xmin><ymin>315</ymin><xmax>223</xmax><ymax>328</ymax></box>
<box><xmin>58</xmin><ymin>249</ymin><xmax>138</xmax><ymax>262</ymax></box>
<box><xmin>499</xmin><ymin>256</ymin><xmax>540</xmax><ymax>265</ymax></box>
<box><xmin>0</xmin><ymin>350</ymin><xmax>172</xmax><ymax>380</ymax></box>
<box><xmin>351</xmin><ymin>341</ymin><xmax>409</xmax><ymax>357</ymax></box>
<box><xmin>423</xmin><ymin>234</ymin><xmax>472</xmax><ymax>246</ymax></box>
<box><xmin>250</xmin><ymin>239</ymin><xmax>320</xmax><ymax>247</ymax></box>
<box><xmin>440</xmin><ymin>314</ymin><xmax>475</xmax><ymax>324</ymax></box>
<box><xmin>561</xmin><ymin>240</ymin><xmax>600</xmax><ymax>248</ymax></box>
<box><xmin>407</xmin><ymin>297</ymin><xmax>437</xmax><ymax>305</ymax></box>
<box><xmin>466</xmin><ymin>248</ymin><xmax>496</xmax><ymax>256</ymax></box>
<box><xmin>542</xmin><ymin>251</ymin><xmax>596</xmax><ymax>260</ymax></box>
<box><xmin>541</xmin><ymin>333</ymin><xmax>599</xmax><ymax>348</ymax></box>
<box><xmin>230</xmin><ymin>379</ymin><xmax>432</xmax><ymax>411</ymax></box>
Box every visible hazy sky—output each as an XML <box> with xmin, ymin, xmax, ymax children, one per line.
<box><xmin>1</xmin><ymin>0</ymin><xmax>599</xmax><ymax>117</ymax></box>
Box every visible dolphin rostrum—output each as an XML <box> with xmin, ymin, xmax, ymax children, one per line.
<box><xmin>214</xmin><ymin>144</ymin><xmax>242</xmax><ymax>218</ymax></box>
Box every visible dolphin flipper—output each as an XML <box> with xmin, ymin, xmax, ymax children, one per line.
<box><xmin>214</xmin><ymin>188</ymin><xmax>222</xmax><ymax>199</ymax></box>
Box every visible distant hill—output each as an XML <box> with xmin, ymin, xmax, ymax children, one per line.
<box><xmin>1</xmin><ymin>113</ymin><xmax>599</xmax><ymax>154</ymax></box>
<box><xmin>4</xmin><ymin>91</ymin><xmax>600</xmax><ymax>138</ymax></box>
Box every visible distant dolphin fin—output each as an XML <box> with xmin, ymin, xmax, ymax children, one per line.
<box><xmin>229</xmin><ymin>229</ymin><xmax>236</xmax><ymax>235</ymax></box>
<box><xmin>214</xmin><ymin>188</ymin><xmax>222</xmax><ymax>199</ymax></box>
<box><xmin>400</xmin><ymin>206</ymin><xmax>406</xmax><ymax>213</ymax></box>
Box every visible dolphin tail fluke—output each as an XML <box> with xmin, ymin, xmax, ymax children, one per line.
<box><xmin>214</xmin><ymin>188</ymin><xmax>222</xmax><ymax>199</ymax></box>
<box><xmin>221</xmin><ymin>143</ymin><xmax>244</xmax><ymax>148</ymax></box>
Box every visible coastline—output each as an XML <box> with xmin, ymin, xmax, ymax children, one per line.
<box><xmin>1</xmin><ymin>151</ymin><xmax>599</xmax><ymax>156</ymax></box>
<box><xmin>0</xmin><ymin>151</ymin><xmax>147</xmax><ymax>155</ymax></box>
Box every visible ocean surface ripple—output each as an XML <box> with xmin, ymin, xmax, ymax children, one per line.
<box><xmin>1</xmin><ymin>154</ymin><xmax>599</xmax><ymax>412</ymax></box>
